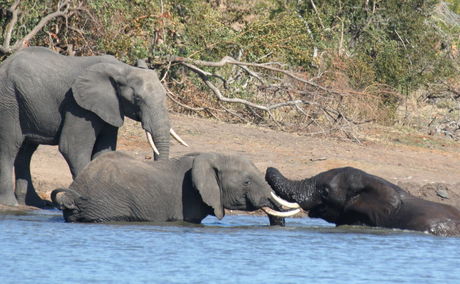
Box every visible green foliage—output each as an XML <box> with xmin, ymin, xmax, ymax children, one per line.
<box><xmin>165</xmin><ymin>1</ymin><xmax>236</xmax><ymax>60</ymax></box>
<box><xmin>86</xmin><ymin>0</ymin><xmax>164</xmax><ymax>61</ymax></box>
<box><xmin>350</xmin><ymin>0</ymin><xmax>455</xmax><ymax>94</ymax></box>
<box><xmin>0</xmin><ymin>0</ymin><xmax>61</xmax><ymax>48</ymax></box>
<box><xmin>344</xmin><ymin>55</ymin><xmax>376</xmax><ymax>90</ymax></box>
<box><xmin>238</xmin><ymin>12</ymin><xmax>313</xmax><ymax>66</ymax></box>
<box><xmin>445</xmin><ymin>0</ymin><xmax>460</xmax><ymax>13</ymax></box>
<box><xmin>3</xmin><ymin>0</ymin><xmax>457</xmax><ymax>87</ymax></box>
<box><xmin>277</xmin><ymin>0</ymin><xmax>457</xmax><ymax>93</ymax></box>
<box><xmin>1</xmin><ymin>0</ymin><xmax>459</xmax><ymax>127</ymax></box>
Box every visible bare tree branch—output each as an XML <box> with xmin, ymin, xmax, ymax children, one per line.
<box><xmin>155</xmin><ymin>55</ymin><xmax>373</xmax><ymax>140</ymax></box>
<box><xmin>162</xmin><ymin>55</ymin><xmax>342</xmax><ymax>96</ymax></box>
<box><xmin>310</xmin><ymin>0</ymin><xmax>325</xmax><ymax>29</ymax></box>
<box><xmin>2</xmin><ymin>0</ymin><xmax>21</xmax><ymax>53</ymax></box>
<box><xmin>200</xmin><ymin>73</ymin><xmax>313</xmax><ymax>112</ymax></box>
<box><xmin>218</xmin><ymin>102</ymin><xmax>251</xmax><ymax>123</ymax></box>
<box><xmin>158</xmin><ymin>55</ymin><xmax>339</xmax><ymax>115</ymax></box>
<box><xmin>181</xmin><ymin>62</ymin><xmax>227</xmax><ymax>86</ymax></box>
<box><xmin>166</xmin><ymin>89</ymin><xmax>205</xmax><ymax>112</ymax></box>
<box><xmin>1</xmin><ymin>0</ymin><xmax>81</xmax><ymax>55</ymax></box>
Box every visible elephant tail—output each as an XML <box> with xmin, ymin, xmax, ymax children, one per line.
<box><xmin>51</xmin><ymin>188</ymin><xmax>81</xmax><ymax>210</ymax></box>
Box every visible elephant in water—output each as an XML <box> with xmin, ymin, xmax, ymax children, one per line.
<box><xmin>266</xmin><ymin>167</ymin><xmax>460</xmax><ymax>236</ymax></box>
<box><xmin>51</xmin><ymin>152</ymin><xmax>300</xmax><ymax>224</ymax></box>
<box><xmin>0</xmin><ymin>47</ymin><xmax>187</xmax><ymax>207</ymax></box>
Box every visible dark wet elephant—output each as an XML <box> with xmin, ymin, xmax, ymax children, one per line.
<box><xmin>266</xmin><ymin>166</ymin><xmax>460</xmax><ymax>236</ymax></box>
<box><xmin>0</xmin><ymin>47</ymin><xmax>186</xmax><ymax>207</ymax></box>
<box><xmin>51</xmin><ymin>152</ymin><xmax>300</xmax><ymax>224</ymax></box>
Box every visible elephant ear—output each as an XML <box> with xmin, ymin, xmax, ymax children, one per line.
<box><xmin>71</xmin><ymin>63</ymin><xmax>126</xmax><ymax>127</ymax></box>
<box><xmin>191</xmin><ymin>153</ymin><xmax>224</xmax><ymax>220</ymax></box>
<box><xmin>343</xmin><ymin>176</ymin><xmax>401</xmax><ymax>226</ymax></box>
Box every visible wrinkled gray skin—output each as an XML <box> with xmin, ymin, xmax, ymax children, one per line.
<box><xmin>52</xmin><ymin>152</ymin><xmax>285</xmax><ymax>225</ymax></box>
<box><xmin>0</xmin><ymin>47</ymin><xmax>171</xmax><ymax>207</ymax></box>
<box><xmin>266</xmin><ymin>167</ymin><xmax>460</xmax><ymax>236</ymax></box>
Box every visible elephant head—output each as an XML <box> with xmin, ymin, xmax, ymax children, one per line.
<box><xmin>71</xmin><ymin>61</ymin><xmax>186</xmax><ymax>160</ymax></box>
<box><xmin>192</xmin><ymin>153</ymin><xmax>300</xmax><ymax>220</ymax></box>
<box><xmin>265</xmin><ymin>167</ymin><xmax>402</xmax><ymax>227</ymax></box>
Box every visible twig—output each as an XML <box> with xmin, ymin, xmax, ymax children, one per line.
<box><xmin>160</xmin><ymin>59</ymin><xmax>172</xmax><ymax>82</ymax></box>
<box><xmin>181</xmin><ymin>62</ymin><xmax>227</xmax><ymax>86</ymax></box>
<box><xmin>218</xmin><ymin>103</ymin><xmax>250</xmax><ymax>123</ymax></box>
<box><xmin>237</xmin><ymin>65</ymin><xmax>264</xmax><ymax>84</ymax></box>
<box><xmin>310</xmin><ymin>0</ymin><xmax>325</xmax><ymax>29</ymax></box>
<box><xmin>310</xmin><ymin>157</ymin><xmax>327</xmax><ymax>162</ymax></box>
<box><xmin>203</xmin><ymin>75</ymin><xmax>312</xmax><ymax>112</ymax></box>
<box><xmin>166</xmin><ymin>90</ymin><xmax>205</xmax><ymax>112</ymax></box>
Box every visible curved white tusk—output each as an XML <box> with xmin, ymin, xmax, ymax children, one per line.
<box><xmin>145</xmin><ymin>131</ymin><xmax>160</xmax><ymax>156</ymax></box>
<box><xmin>170</xmin><ymin>128</ymin><xmax>189</xmax><ymax>147</ymax></box>
<box><xmin>271</xmin><ymin>192</ymin><xmax>301</xmax><ymax>209</ymax></box>
<box><xmin>261</xmin><ymin>207</ymin><xmax>301</xmax><ymax>218</ymax></box>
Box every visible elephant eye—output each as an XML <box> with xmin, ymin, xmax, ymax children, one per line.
<box><xmin>133</xmin><ymin>95</ymin><xmax>141</xmax><ymax>103</ymax></box>
<box><xmin>321</xmin><ymin>187</ymin><xmax>329</xmax><ymax>199</ymax></box>
<box><xmin>243</xmin><ymin>179</ymin><xmax>251</xmax><ymax>187</ymax></box>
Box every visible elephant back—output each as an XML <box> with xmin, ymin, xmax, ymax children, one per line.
<box><xmin>64</xmin><ymin>152</ymin><xmax>196</xmax><ymax>222</ymax></box>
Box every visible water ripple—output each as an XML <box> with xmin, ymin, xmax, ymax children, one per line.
<box><xmin>0</xmin><ymin>211</ymin><xmax>459</xmax><ymax>283</ymax></box>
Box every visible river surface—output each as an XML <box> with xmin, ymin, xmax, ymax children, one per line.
<box><xmin>1</xmin><ymin>209</ymin><xmax>459</xmax><ymax>283</ymax></box>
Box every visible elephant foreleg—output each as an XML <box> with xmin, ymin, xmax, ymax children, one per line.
<box><xmin>268</xmin><ymin>215</ymin><xmax>286</xmax><ymax>226</ymax></box>
<box><xmin>59</xmin><ymin>135</ymin><xmax>97</xmax><ymax>179</ymax></box>
<box><xmin>59</xmin><ymin>111</ymin><xmax>100</xmax><ymax>179</ymax></box>
<box><xmin>91</xmin><ymin>126</ymin><xmax>118</xmax><ymax>159</ymax></box>
<box><xmin>14</xmin><ymin>141</ymin><xmax>48</xmax><ymax>207</ymax></box>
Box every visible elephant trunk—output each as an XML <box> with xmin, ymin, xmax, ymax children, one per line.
<box><xmin>265</xmin><ymin>167</ymin><xmax>319</xmax><ymax>210</ymax></box>
<box><xmin>142</xmin><ymin>107</ymin><xmax>170</xmax><ymax>160</ymax></box>
<box><xmin>151</xmin><ymin>137</ymin><xmax>169</xmax><ymax>160</ymax></box>
<box><xmin>265</xmin><ymin>167</ymin><xmax>301</xmax><ymax>201</ymax></box>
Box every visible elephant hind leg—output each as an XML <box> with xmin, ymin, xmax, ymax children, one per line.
<box><xmin>14</xmin><ymin>141</ymin><xmax>50</xmax><ymax>207</ymax></box>
<box><xmin>0</xmin><ymin>148</ymin><xmax>20</xmax><ymax>206</ymax></box>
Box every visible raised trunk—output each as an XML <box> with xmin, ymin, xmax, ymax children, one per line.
<box><xmin>265</xmin><ymin>167</ymin><xmax>303</xmax><ymax>201</ymax></box>
<box><xmin>265</xmin><ymin>167</ymin><xmax>320</xmax><ymax>210</ymax></box>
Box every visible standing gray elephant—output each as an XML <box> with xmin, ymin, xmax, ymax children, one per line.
<box><xmin>51</xmin><ymin>151</ymin><xmax>300</xmax><ymax>224</ymax></box>
<box><xmin>0</xmin><ymin>47</ymin><xmax>186</xmax><ymax>207</ymax></box>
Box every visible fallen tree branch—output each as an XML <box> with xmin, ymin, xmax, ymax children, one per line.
<box><xmin>202</xmin><ymin>73</ymin><xmax>313</xmax><ymax>112</ymax></box>
<box><xmin>160</xmin><ymin>55</ymin><xmax>343</xmax><ymax>96</ymax></box>
<box><xmin>156</xmin><ymin>55</ymin><xmax>374</xmax><ymax>140</ymax></box>
<box><xmin>163</xmin><ymin>56</ymin><xmax>320</xmax><ymax>113</ymax></box>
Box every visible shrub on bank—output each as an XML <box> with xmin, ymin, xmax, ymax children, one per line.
<box><xmin>1</xmin><ymin>0</ymin><xmax>458</xmax><ymax>135</ymax></box>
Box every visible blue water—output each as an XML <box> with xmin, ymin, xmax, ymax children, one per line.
<box><xmin>1</xmin><ymin>210</ymin><xmax>459</xmax><ymax>284</ymax></box>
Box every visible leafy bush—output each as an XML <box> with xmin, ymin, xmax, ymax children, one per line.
<box><xmin>1</xmin><ymin>0</ymin><xmax>458</xmax><ymax>132</ymax></box>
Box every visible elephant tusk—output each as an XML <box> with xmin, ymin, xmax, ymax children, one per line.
<box><xmin>145</xmin><ymin>131</ymin><xmax>160</xmax><ymax>156</ymax></box>
<box><xmin>261</xmin><ymin>207</ymin><xmax>301</xmax><ymax>218</ymax></box>
<box><xmin>170</xmin><ymin>128</ymin><xmax>189</xmax><ymax>147</ymax></box>
<box><xmin>271</xmin><ymin>191</ymin><xmax>301</xmax><ymax>209</ymax></box>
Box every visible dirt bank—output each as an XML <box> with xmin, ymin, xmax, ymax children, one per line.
<box><xmin>29</xmin><ymin>113</ymin><xmax>460</xmax><ymax>209</ymax></box>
